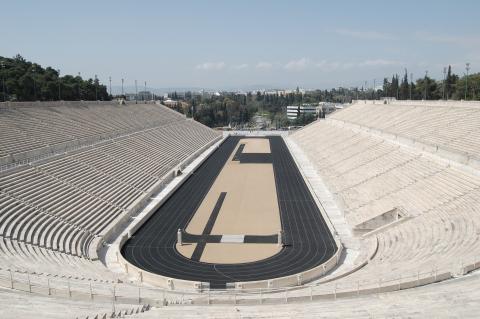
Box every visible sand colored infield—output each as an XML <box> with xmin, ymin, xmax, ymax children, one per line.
<box><xmin>200</xmin><ymin>243</ymin><xmax>281</xmax><ymax>264</ymax></box>
<box><xmin>242</xmin><ymin>138</ymin><xmax>271</xmax><ymax>153</ymax></box>
<box><xmin>175</xmin><ymin>243</ymin><xmax>197</xmax><ymax>259</ymax></box>
<box><xmin>179</xmin><ymin>138</ymin><xmax>281</xmax><ymax>263</ymax></box>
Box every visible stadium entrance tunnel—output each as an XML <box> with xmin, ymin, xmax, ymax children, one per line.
<box><xmin>120</xmin><ymin>136</ymin><xmax>338</xmax><ymax>289</ymax></box>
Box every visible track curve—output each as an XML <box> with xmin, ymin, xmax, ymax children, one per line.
<box><xmin>121</xmin><ymin>136</ymin><xmax>337</xmax><ymax>288</ymax></box>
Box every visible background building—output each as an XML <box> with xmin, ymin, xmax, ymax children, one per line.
<box><xmin>286</xmin><ymin>104</ymin><xmax>318</xmax><ymax>120</ymax></box>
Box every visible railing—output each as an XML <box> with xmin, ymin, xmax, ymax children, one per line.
<box><xmin>1</xmin><ymin>260</ymin><xmax>476</xmax><ymax>307</ymax></box>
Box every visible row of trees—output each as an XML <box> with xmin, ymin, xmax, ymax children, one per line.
<box><xmin>186</xmin><ymin>95</ymin><xmax>255</xmax><ymax>128</ymax></box>
<box><xmin>174</xmin><ymin>90</ymin><xmax>323</xmax><ymax>128</ymax></box>
<box><xmin>0</xmin><ymin>55</ymin><xmax>110</xmax><ymax>101</ymax></box>
<box><xmin>380</xmin><ymin>66</ymin><xmax>478</xmax><ymax>100</ymax></box>
<box><xmin>175</xmin><ymin>64</ymin><xmax>479</xmax><ymax>128</ymax></box>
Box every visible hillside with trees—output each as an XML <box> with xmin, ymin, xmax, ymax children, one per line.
<box><xmin>0</xmin><ymin>55</ymin><xmax>110</xmax><ymax>101</ymax></box>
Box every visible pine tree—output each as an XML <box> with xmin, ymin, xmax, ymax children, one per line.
<box><xmin>390</xmin><ymin>75</ymin><xmax>399</xmax><ymax>99</ymax></box>
<box><xmin>400</xmin><ymin>69</ymin><xmax>409</xmax><ymax>100</ymax></box>
<box><xmin>383</xmin><ymin>78</ymin><xmax>390</xmax><ymax>97</ymax></box>
<box><xmin>445</xmin><ymin>65</ymin><xmax>458</xmax><ymax>100</ymax></box>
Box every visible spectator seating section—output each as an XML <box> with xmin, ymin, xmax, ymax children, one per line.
<box><xmin>290</xmin><ymin>101</ymin><xmax>480</xmax><ymax>291</ymax></box>
<box><xmin>0</xmin><ymin>101</ymin><xmax>212</xmax><ymax>165</ymax></box>
<box><xmin>328</xmin><ymin>101</ymin><xmax>480</xmax><ymax>161</ymax></box>
<box><xmin>0</xmin><ymin>102</ymin><xmax>220</xmax><ymax>283</ymax></box>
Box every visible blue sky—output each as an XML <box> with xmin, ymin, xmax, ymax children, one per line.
<box><xmin>1</xmin><ymin>0</ymin><xmax>479</xmax><ymax>91</ymax></box>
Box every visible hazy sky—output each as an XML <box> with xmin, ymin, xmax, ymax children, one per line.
<box><xmin>1</xmin><ymin>0</ymin><xmax>479</xmax><ymax>90</ymax></box>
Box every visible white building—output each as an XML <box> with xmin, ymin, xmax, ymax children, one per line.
<box><xmin>286</xmin><ymin>104</ymin><xmax>318</xmax><ymax>120</ymax></box>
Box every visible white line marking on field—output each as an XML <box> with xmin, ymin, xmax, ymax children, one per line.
<box><xmin>220</xmin><ymin>235</ymin><xmax>245</xmax><ymax>243</ymax></box>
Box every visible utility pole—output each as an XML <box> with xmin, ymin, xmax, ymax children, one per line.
<box><xmin>1</xmin><ymin>61</ymin><xmax>6</xmax><ymax>102</ymax></box>
<box><xmin>109</xmin><ymin>76</ymin><xmax>112</xmax><ymax>97</ymax></box>
<box><xmin>424</xmin><ymin>70</ymin><xmax>428</xmax><ymax>100</ymax></box>
<box><xmin>144</xmin><ymin>81</ymin><xmax>147</xmax><ymax>101</ymax></box>
<box><xmin>121</xmin><ymin>78</ymin><xmax>124</xmax><ymax>96</ymax></box>
<box><xmin>373</xmin><ymin>79</ymin><xmax>376</xmax><ymax>100</ymax></box>
<box><xmin>95</xmin><ymin>74</ymin><xmax>98</xmax><ymax>101</ymax></box>
<box><xmin>443</xmin><ymin>67</ymin><xmax>447</xmax><ymax>100</ymax></box>
<box><xmin>57</xmin><ymin>69</ymin><xmax>61</xmax><ymax>100</ymax></box>
<box><xmin>465</xmin><ymin>63</ymin><xmax>471</xmax><ymax>100</ymax></box>
<box><xmin>410</xmin><ymin>73</ymin><xmax>413</xmax><ymax>100</ymax></box>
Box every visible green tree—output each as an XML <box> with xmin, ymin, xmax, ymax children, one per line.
<box><xmin>0</xmin><ymin>54</ymin><xmax>110</xmax><ymax>101</ymax></box>
<box><xmin>399</xmin><ymin>69</ymin><xmax>409</xmax><ymax>100</ymax></box>
<box><xmin>445</xmin><ymin>65</ymin><xmax>457</xmax><ymax>99</ymax></box>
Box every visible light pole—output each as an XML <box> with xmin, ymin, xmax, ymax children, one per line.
<box><xmin>424</xmin><ymin>70</ymin><xmax>428</xmax><ymax>100</ymax></box>
<box><xmin>121</xmin><ymin>78</ymin><xmax>124</xmax><ymax>96</ymax></box>
<box><xmin>410</xmin><ymin>73</ymin><xmax>413</xmax><ymax>100</ymax></box>
<box><xmin>443</xmin><ymin>67</ymin><xmax>447</xmax><ymax>100</ymax></box>
<box><xmin>395</xmin><ymin>77</ymin><xmax>398</xmax><ymax>100</ymax></box>
<box><xmin>57</xmin><ymin>69</ymin><xmax>61</xmax><ymax>100</ymax></box>
<box><xmin>32</xmin><ymin>66</ymin><xmax>37</xmax><ymax>101</ymax></box>
<box><xmin>135</xmin><ymin>80</ymin><xmax>138</xmax><ymax>104</ymax></box>
<box><xmin>373</xmin><ymin>79</ymin><xmax>376</xmax><ymax>100</ymax></box>
<box><xmin>78</xmin><ymin>72</ymin><xmax>81</xmax><ymax>100</ymax></box>
<box><xmin>94</xmin><ymin>74</ymin><xmax>98</xmax><ymax>101</ymax></box>
<box><xmin>465</xmin><ymin>63</ymin><xmax>471</xmax><ymax>100</ymax></box>
<box><xmin>144</xmin><ymin>81</ymin><xmax>147</xmax><ymax>101</ymax></box>
<box><xmin>1</xmin><ymin>61</ymin><xmax>6</xmax><ymax>102</ymax></box>
<box><xmin>109</xmin><ymin>76</ymin><xmax>112</xmax><ymax>97</ymax></box>
<box><xmin>364</xmin><ymin>80</ymin><xmax>367</xmax><ymax>101</ymax></box>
